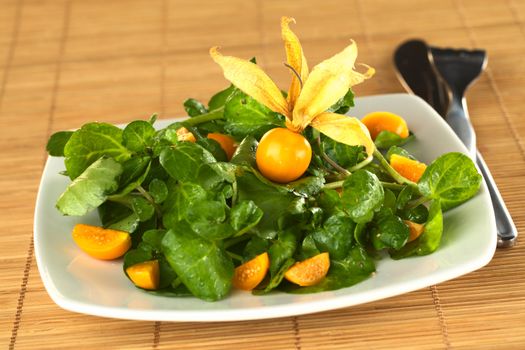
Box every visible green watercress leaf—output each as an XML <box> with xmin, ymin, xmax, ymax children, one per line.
<box><xmin>208</xmin><ymin>85</ymin><xmax>236</xmax><ymax>110</ymax></box>
<box><xmin>391</xmin><ymin>200</ymin><xmax>443</xmax><ymax>259</ymax></box>
<box><xmin>418</xmin><ymin>152</ymin><xmax>481</xmax><ymax>211</ymax></box>
<box><xmin>161</xmin><ymin>225</ymin><xmax>234</xmax><ymax>301</ymax></box>
<box><xmin>370</xmin><ymin>208</ymin><xmax>409</xmax><ymax>250</ymax></box>
<box><xmin>268</xmin><ymin>229</ymin><xmax>297</xmax><ymax>277</ymax></box>
<box><xmin>230</xmin><ymin>200</ymin><xmax>263</xmax><ymax>236</ymax></box>
<box><xmin>312</xmin><ymin>212</ymin><xmax>355</xmax><ymax>260</ymax></box>
<box><xmin>243</xmin><ymin>236</ymin><xmax>270</xmax><ymax>261</ymax></box>
<box><xmin>148</xmin><ymin>179</ymin><xmax>168</xmax><ymax>204</ymax></box>
<box><xmin>286</xmin><ymin>176</ymin><xmax>325</xmax><ymax>197</ymax></box>
<box><xmin>131</xmin><ymin>196</ymin><xmax>155</xmax><ymax>222</ymax></box>
<box><xmin>321</xmin><ymin>135</ymin><xmax>367</xmax><ymax>169</ymax></box>
<box><xmin>230</xmin><ymin>136</ymin><xmax>257</xmax><ymax>167</ymax></box>
<box><xmin>159</xmin><ymin>142</ymin><xmax>216</xmax><ymax>182</ymax></box>
<box><xmin>183</xmin><ymin>98</ymin><xmax>208</xmax><ymax>117</ymax></box>
<box><xmin>236</xmin><ymin>170</ymin><xmax>298</xmax><ymax>239</ymax></box>
<box><xmin>399</xmin><ymin>204</ymin><xmax>429</xmax><ymax>224</ymax></box>
<box><xmin>47</xmin><ymin>131</ymin><xmax>73</xmax><ymax>157</ymax></box>
<box><xmin>223</xmin><ymin>90</ymin><xmax>284</xmax><ymax>139</ymax></box>
<box><xmin>122</xmin><ymin>120</ymin><xmax>156</xmax><ymax>152</ymax></box>
<box><xmin>64</xmin><ymin>122</ymin><xmax>132</xmax><ymax>179</ymax></box>
<box><xmin>341</xmin><ymin>169</ymin><xmax>384</xmax><ymax>224</ymax></box>
<box><xmin>56</xmin><ymin>157</ymin><xmax>122</xmax><ymax>216</ymax></box>
<box><xmin>162</xmin><ymin>181</ymin><xmax>207</xmax><ymax>229</ymax></box>
<box><xmin>374</xmin><ymin>130</ymin><xmax>414</xmax><ymax>149</ymax></box>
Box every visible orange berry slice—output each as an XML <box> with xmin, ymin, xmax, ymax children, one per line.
<box><xmin>126</xmin><ymin>260</ymin><xmax>160</xmax><ymax>290</ymax></box>
<box><xmin>176</xmin><ymin>127</ymin><xmax>196</xmax><ymax>142</ymax></box>
<box><xmin>207</xmin><ymin>133</ymin><xmax>237</xmax><ymax>160</ymax></box>
<box><xmin>233</xmin><ymin>252</ymin><xmax>270</xmax><ymax>291</ymax></box>
<box><xmin>361</xmin><ymin>111</ymin><xmax>409</xmax><ymax>140</ymax></box>
<box><xmin>404</xmin><ymin>220</ymin><xmax>425</xmax><ymax>242</ymax></box>
<box><xmin>284</xmin><ymin>252</ymin><xmax>330</xmax><ymax>287</ymax></box>
<box><xmin>72</xmin><ymin>224</ymin><xmax>131</xmax><ymax>260</ymax></box>
<box><xmin>390</xmin><ymin>154</ymin><xmax>427</xmax><ymax>183</ymax></box>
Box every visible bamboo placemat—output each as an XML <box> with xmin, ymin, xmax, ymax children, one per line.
<box><xmin>1</xmin><ymin>0</ymin><xmax>525</xmax><ymax>349</ymax></box>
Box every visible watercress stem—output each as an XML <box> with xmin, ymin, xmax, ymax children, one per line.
<box><xmin>407</xmin><ymin>196</ymin><xmax>429</xmax><ymax>209</ymax></box>
<box><xmin>224</xmin><ymin>234</ymin><xmax>251</xmax><ymax>249</ymax></box>
<box><xmin>317</xmin><ymin>136</ymin><xmax>351</xmax><ymax>176</ymax></box>
<box><xmin>380</xmin><ymin>182</ymin><xmax>406</xmax><ymax>191</ymax></box>
<box><xmin>137</xmin><ymin>185</ymin><xmax>162</xmax><ymax>218</ymax></box>
<box><xmin>323</xmin><ymin>180</ymin><xmax>344</xmax><ymax>190</ymax></box>
<box><xmin>226</xmin><ymin>251</ymin><xmax>243</xmax><ymax>262</ymax></box>
<box><xmin>348</xmin><ymin>154</ymin><xmax>373</xmax><ymax>172</ymax></box>
<box><xmin>183</xmin><ymin>107</ymin><xmax>225</xmax><ymax>126</ymax></box>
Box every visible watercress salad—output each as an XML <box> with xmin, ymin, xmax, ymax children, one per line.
<box><xmin>45</xmin><ymin>17</ymin><xmax>482</xmax><ymax>302</ymax></box>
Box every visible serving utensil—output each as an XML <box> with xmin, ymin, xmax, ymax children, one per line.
<box><xmin>394</xmin><ymin>39</ymin><xmax>517</xmax><ymax>248</ymax></box>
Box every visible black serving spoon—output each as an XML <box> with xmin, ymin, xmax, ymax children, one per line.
<box><xmin>394</xmin><ymin>39</ymin><xmax>517</xmax><ymax>248</ymax></box>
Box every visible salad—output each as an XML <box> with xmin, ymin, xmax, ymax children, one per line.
<box><xmin>45</xmin><ymin>17</ymin><xmax>482</xmax><ymax>302</ymax></box>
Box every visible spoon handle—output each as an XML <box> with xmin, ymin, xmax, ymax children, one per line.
<box><xmin>476</xmin><ymin>152</ymin><xmax>518</xmax><ymax>247</ymax></box>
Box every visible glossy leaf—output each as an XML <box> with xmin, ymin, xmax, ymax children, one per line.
<box><xmin>56</xmin><ymin>157</ymin><xmax>122</xmax><ymax>216</ymax></box>
<box><xmin>418</xmin><ymin>152</ymin><xmax>482</xmax><ymax>211</ymax></box>
<box><xmin>162</xmin><ymin>225</ymin><xmax>234</xmax><ymax>301</ymax></box>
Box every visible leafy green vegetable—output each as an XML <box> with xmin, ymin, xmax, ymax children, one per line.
<box><xmin>374</xmin><ymin>130</ymin><xmax>414</xmax><ymax>149</ymax></box>
<box><xmin>162</xmin><ymin>225</ymin><xmax>234</xmax><ymax>301</ymax></box>
<box><xmin>159</xmin><ymin>142</ymin><xmax>216</xmax><ymax>182</ymax></box>
<box><xmin>162</xmin><ymin>181</ymin><xmax>207</xmax><ymax>229</ymax></box>
<box><xmin>131</xmin><ymin>196</ymin><xmax>155</xmax><ymax>222</ymax></box>
<box><xmin>418</xmin><ymin>152</ymin><xmax>482</xmax><ymax>211</ymax></box>
<box><xmin>399</xmin><ymin>204</ymin><xmax>428</xmax><ymax>224</ymax></box>
<box><xmin>47</xmin><ymin>131</ymin><xmax>73</xmax><ymax>157</ymax></box>
<box><xmin>321</xmin><ymin>136</ymin><xmax>366</xmax><ymax>169</ymax></box>
<box><xmin>268</xmin><ymin>230</ymin><xmax>297</xmax><ymax>278</ymax></box>
<box><xmin>223</xmin><ymin>90</ymin><xmax>284</xmax><ymax>139</ymax></box>
<box><xmin>183</xmin><ymin>98</ymin><xmax>208</xmax><ymax>117</ymax></box>
<box><xmin>208</xmin><ymin>85</ymin><xmax>236</xmax><ymax>110</ymax></box>
<box><xmin>64</xmin><ymin>122</ymin><xmax>132</xmax><ymax>179</ymax></box>
<box><xmin>391</xmin><ymin>200</ymin><xmax>443</xmax><ymax>259</ymax></box>
<box><xmin>370</xmin><ymin>208</ymin><xmax>409</xmax><ymax>250</ymax></box>
<box><xmin>148</xmin><ymin>179</ymin><xmax>168</xmax><ymax>204</ymax></box>
<box><xmin>230</xmin><ymin>200</ymin><xmax>263</xmax><ymax>236</ymax></box>
<box><xmin>236</xmin><ymin>170</ymin><xmax>298</xmax><ymax>239</ymax></box>
<box><xmin>122</xmin><ymin>120</ymin><xmax>156</xmax><ymax>152</ymax></box>
<box><xmin>312</xmin><ymin>213</ymin><xmax>354</xmax><ymax>260</ymax></box>
<box><xmin>56</xmin><ymin>157</ymin><xmax>122</xmax><ymax>216</ymax></box>
<box><xmin>341</xmin><ymin>169</ymin><xmax>384</xmax><ymax>224</ymax></box>
<box><xmin>230</xmin><ymin>136</ymin><xmax>257</xmax><ymax>167</ymax></box>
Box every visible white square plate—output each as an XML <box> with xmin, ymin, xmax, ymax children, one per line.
<box><xmin>34</xmin><ymin>94</ymin><xmax>496</xmax><ymax>321</ymax></box>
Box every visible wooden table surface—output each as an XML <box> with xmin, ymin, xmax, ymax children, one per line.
<box><xmin>2</xmin><ymin>0</ymin><xmax>525</xmax><ymax>349</ymax></box>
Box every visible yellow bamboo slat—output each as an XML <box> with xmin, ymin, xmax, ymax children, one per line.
<box><xmin>1</xmin><ymin>0</ymin><xmax>525</xmax><ymax>349</ymax></box>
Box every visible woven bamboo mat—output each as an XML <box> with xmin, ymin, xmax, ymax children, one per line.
<box><xmin>1</xmin><ymin>0</ymin><xmax>525</xmax><ymax>349</ymax></box>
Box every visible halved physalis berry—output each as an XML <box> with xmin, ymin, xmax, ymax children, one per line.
<box><xmin>284</xmin><ymin>252</ymin><xmax>330</xmax><ymax>287</ymax></box>
<box><xmin>361</xmin><ymin>111</ymin><xmax>409</xmax><ymax>140</ymax></box>
<box><xmin>404</xmin><ymin>220</ymin><xmax>425</xmax><ymax>242</ymax></box>
<box><xmin>233</xmin><ymin>252</ymin><xmax>270</xmax><ymax>291</ymax></box>
<box><xmin>207</xmin><ymin>132</ymin><xmax>237</xmax><ymax>160</ymax></box>
<box><xmin>390</xmin><ymin>154</ymin><xmax>427</xmax><ymax>183</ymax></box>
<box><xmin>72</xmin><ymin>224</ymin><xmax>131</xmax><ymax>260</ymax></box>
<box><xmin>126</xmin><ymin>260</ymin><xmax>160</xmax><ymax>290</ymax></box>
